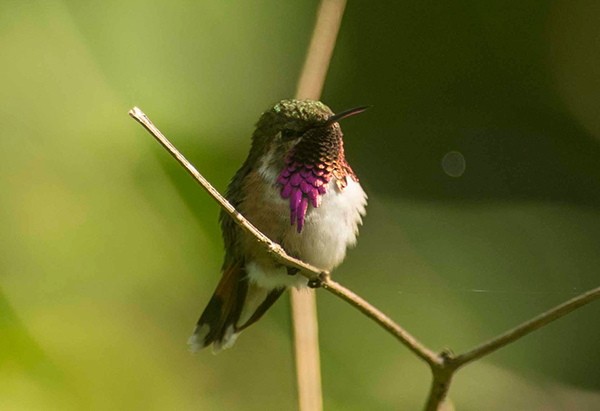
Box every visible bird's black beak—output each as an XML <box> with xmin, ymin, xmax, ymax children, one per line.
<box><xmin>325</xmin><ymin>105</ymin><xmax>371</xmax><ymax>127</ymax></box>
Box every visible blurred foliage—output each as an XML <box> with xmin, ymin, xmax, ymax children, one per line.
<box><xmin>1</xmin><ymin>0</ymin><xmax>600</xmax><ymax>410</ymax></box>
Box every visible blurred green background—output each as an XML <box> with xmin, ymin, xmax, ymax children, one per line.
<box><xmin>1</xmin><ymin>0</ymin><xmax>600</xmax><ymax>410</ymax></box>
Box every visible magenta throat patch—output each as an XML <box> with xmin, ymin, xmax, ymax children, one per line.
<box><xmin>277</xmin><ymin>156</ymin><xmax>331</xmax><ymax>233</ymax></box>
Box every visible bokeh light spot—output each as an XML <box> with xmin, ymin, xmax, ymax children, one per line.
<box><xmin>442</xmin><ymin>151</ymin><xmax>466</xmax><ymax>177</ymax></box>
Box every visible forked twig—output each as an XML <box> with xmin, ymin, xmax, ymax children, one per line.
<box><xmin>453</xmin><ymin>285</ymin><xmax>600</xmax><ymax>368</ymax></box>
<box><xmin>424</xmin><ymin>285</ymin><xmax>600</xmax><ymax>410</ymax></box>
<box><xmin>129</xmin><ymin>106</ymin><xmax>600</xmax><ymax>410</ymax></box>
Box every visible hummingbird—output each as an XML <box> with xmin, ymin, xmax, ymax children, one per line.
<box><xmin>188</xmin><ymin>99</ymin><xmax>369</xmax><ymax>353</ymax></box>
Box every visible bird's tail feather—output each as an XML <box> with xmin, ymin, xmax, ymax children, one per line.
<box><xmin>188</xmin><ymin>262</ymin><xmax>284</xmax><ymax>354</ymax></box>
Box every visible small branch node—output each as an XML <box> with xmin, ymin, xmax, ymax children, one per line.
<box><xmin>307</xmin><ymin>272</ymin><xmax>331</xmax><ymax>289</ymax></box>
<box><xmin>318</xmin><ymin>272</ymin><xmax>330</xmax><ymax>283</ymax></box>
<box><xmin>440</xmin><ymin>349</ymin><xmax>455</xmax><ymax>364</ymax></box>
<box><xmin>268</xmin><ymin>243</ymin><xmax>283</xmax><ymax>255</ymax></box>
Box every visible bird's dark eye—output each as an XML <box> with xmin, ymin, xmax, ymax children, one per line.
<box><xmin>281</xmin><ymin>129</ymin><xmax>300</xmax><ymax>141</ymax></box>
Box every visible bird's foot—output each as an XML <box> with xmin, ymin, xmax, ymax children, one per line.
<box><xmin>307</xmin><ymin>278</ymin><xmax>321</xmax><ymax>288</ymax></box>
<box><xmin>307</xmin><ymin>272</ymin><xmax>329</xmax><ymax>289</ymax></box>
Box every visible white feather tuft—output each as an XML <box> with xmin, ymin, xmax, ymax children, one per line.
<box><xmin>187</xmin><ymin>324</ymin><xmax>210</xmax><ymax>353</ymax></box>
<box><xmin>211</xmin><ymin>325</ymin><xmax>239</xmax><ymax>355</ymax></box>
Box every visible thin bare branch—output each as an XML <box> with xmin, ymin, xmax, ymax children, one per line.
<box><xmin>296</xmin><ymin>0</ymin><xmax>347</xmax><ymax>100</ymax></box>
<box><xmin>128</xmin><ymin>106</ymin><xmax>438</xmax><ymax>366</ymax></box>
<box><xmin>424</xmin><ymin>376</ymin><xmax>453</xmax><ymax>411</ymax></box>
<box><xmin>323</xmin><ymin>278</ymin><xmax>440</xmax><ymax>366</ymax></box>
<box><xmin>129</xmin><ymin>107</ymin><xmax>323</xmax><ymax>277</ymax></box>
<box><xmin>424</xmin><ymin>352</ymin><xmax>454</xmax><ymax>411</ymax></box>
<box><xmin>291</xmin><ymin>290</ymin><xmax>323</xmax><ymax>411</ymax></box>
<box><xmin>424</xmin><ymin>286</ymin><xmax>600</xmax><ymax>410</ymax></box>
<box><xmin>451</xmin><ymin>284</ymin><xmax>600</xmax><ymax>368</ymax></box>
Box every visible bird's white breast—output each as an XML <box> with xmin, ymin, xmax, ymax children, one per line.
<box><xmin>246</xmin><ymin>157</ymin><xmax>367</xmax><ymax>290</ymax></box>
<box><xmin>282</xmin><ymin>178</ymin><xmax>367</xmax><ymax>270</ymax></box>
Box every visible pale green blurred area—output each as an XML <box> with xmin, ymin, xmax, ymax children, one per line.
<box><xmin>1</xmin><ymin>1</ymin><xmax>600</xmax><ymax>410</ymax></box>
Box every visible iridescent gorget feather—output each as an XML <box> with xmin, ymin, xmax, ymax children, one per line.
<box><xmin>276</xmin><ymin>125</ymin><xmax>358</xmax><ymax>232</ymax></box>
